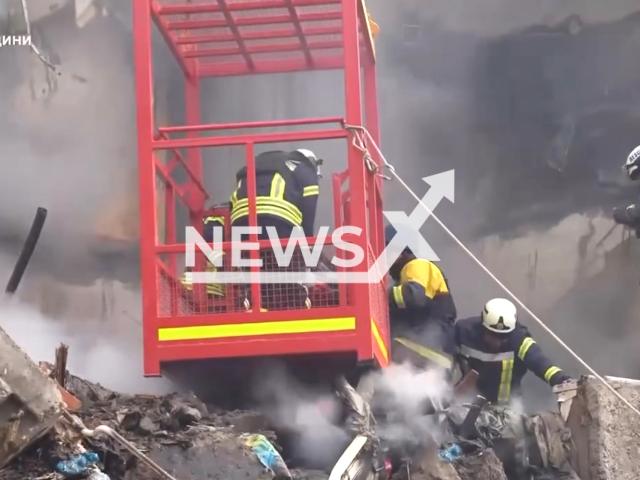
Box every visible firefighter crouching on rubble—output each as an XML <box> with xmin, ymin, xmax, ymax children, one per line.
<box><xmin>181</xmin><ymin>214</ymin><xmax>226</xmax><ymax>312</ymax></box>
<box><xmin>613</xmin><ymin>145</ymin><xmax>640</xmax><ymax>236</ymax></box>
<box><xmin>385</xmin><ymin>224</ymin><xmax>458</xmax><ymax>371</ymax></box>
<box><xmin>454</xmin><ymin>298</ymin><xmax>573</xmax><ymax>405</ymax></box>
<box><xmin>230</xmin><ymin>149</ymin><xmax>321</xmax><ymax>311</ymax></box>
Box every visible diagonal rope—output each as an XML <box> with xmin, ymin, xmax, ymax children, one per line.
<box><xmin>344</xmin><ymin>123</ymin><xmax>640</xmax><ymax>419</ymax></box>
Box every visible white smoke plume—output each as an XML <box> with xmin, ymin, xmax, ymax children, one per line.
<box><xmin>252</xmin><ymin>360</ymin><xmax>457</xmax><ymax>469</ymax></box>
<box><xmin>0</xmin><ymin>293</ymin><xmax>176</xmax><ymax>396</ymax></box>
<box><xmin>251</xmin><ymin>362</ymin><xmax>350</xmax><ymax>469</ymax></box>
<box><xmin>360</xmin><ymin>362</ymin><xmax>453</xmax><ymax>446</ymax></box>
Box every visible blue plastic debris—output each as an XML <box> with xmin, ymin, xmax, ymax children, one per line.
<box><xmin>438</xmin><ymin>443</ymin><xmax>463</xmax><ymax>463</ymax></box>
<box><xmin>244</xmin><ymin>434</ymin><xmax>281</xmax><ymax>470</ymax></box>
<box><xmin>243</xmin><ymin>434</ymin><xmax>292</xmax><ymax>479</ymax></box>
<box><xmin>56</xmin><ymin>452</ymin><xmax>100</xmax><ymax>476</ymax></box>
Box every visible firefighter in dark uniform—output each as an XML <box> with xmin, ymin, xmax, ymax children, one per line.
<box><xmin>454</xmin><ymin>298</ymin><xmax>572</xmax><ymax>405</ymax></box>
<box><xmin>181</xmin><ymin>214</ymin><xmax>226</xmax><ymax>311</ymax></box>
<box><xmin>230</xmin><ymin>148</ymin><xmax>322</xmax><ymax>310</ymax></box>
<box><xmin>385</xmin><ymin>224</ymin><xmax>458</xmax><ymax>369</ymax></box>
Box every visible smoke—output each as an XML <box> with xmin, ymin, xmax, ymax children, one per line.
<box><xmin>0</xmin><ymin>5</ymin><xmax>148</xmax><ymax>284</ymax></box>
<box><xmin>362</xmin><ymin>362</ymin><xmax>451</xmax><ymax>445</ymax></box>
<box><xmin>0</xmin><ymin>7</ymin><xmax>176</xmax><ymax>392</ymax></box>
<box><xmin>0</xmin><ymin>292</ymin><xmax>176</xmax><ymax>395</ymax></box>
<box><xmin>0</xmin><ymin>246</ymin><xmax>173</xmax><ymax>395</ymax></box>
<box><xmin>251</xmin><ymin>360</ymin><xmax>455</xmax><ymax>469</ymax></box>
<box><xmin>251</xmin><ymin>362</ymin><xmax>350</xmax><ymax>469</ymax></box>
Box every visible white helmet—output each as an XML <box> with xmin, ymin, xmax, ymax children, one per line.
<box><xmin>624</xmin><ymin>146</ymin><xmax>640</xmax><ymax>180</ymax></box>
<box><xmin>295</xmin><ymin>148</ymin><xmax>323</xmax><ymax>177</ymax></box>
<box><xmin>482</xmin><ymin>298</ymin><xmax>517</xmax><ymax>333</ymax></box>
<box><xmin>296</xmin><ymin>148</ymin><xmax>318</xmax><ymax>163</ymax></box>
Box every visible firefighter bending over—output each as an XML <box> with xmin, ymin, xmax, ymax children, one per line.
<box><xmin>181</xmin><ymin>214</ymin><xmax>226</xmax><ymax>311</ymax></box>
<box><xmin>386</xmin><ymin>224</ymin><xmax>458</xmax><ymax>367</ymax></box>
<box><xmin>230</xmin><ymin>149</ymin><xmax>322</xmax><ymax>310</ymax></box>
<box><xmin>454</xmin><ymin>298</ymin><xmax>572</xmax><ymax>405</ymax></box>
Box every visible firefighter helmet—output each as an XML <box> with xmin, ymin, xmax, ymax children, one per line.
<box><xmin>295</xmin><ymin>148</ymin><xmax>323</xmax><ymax>177</ymax></box>
<box><xmin>482</xmin><ymin>298</ymin><xmax>517</xmax><ymax>333</ymax></box>
<box><xmin>625</xmin><ymin>146</ymin><xmax>640</xmax><ymax>181</ymax></box>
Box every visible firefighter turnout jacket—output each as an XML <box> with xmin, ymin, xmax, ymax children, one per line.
<box><xmin>181</xmin><ymin>215</ymin><xmax>226</xmax><ymax>297</ymax></box>
<box><xmin>230</xmin><ymin>150</ymin><xmax>319</xmax><ymax>237</ymax></box>
<box><xmin>181</xmin><ymin>251</ymin><xmax>225</xmax><ymax>297</ymax></box>
<box><xmin>389</xmin><ymin>256</ymin><xmax>457</xmax><ymax>324</ymax></box>
<box><xmin>454</xmin><ymin>317</ymin><xmax>569</xmax><ymax>404</ymax></box>
<box><xmin>388</xmin><ymin>255</ymin><xmax>457</xmax><ymax>356</ymax></box>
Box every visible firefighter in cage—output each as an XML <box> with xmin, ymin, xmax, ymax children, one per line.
<box><xmin>181</xmin><ymin>213</ymin><xmax>227</xmax><ymax>312</ymax></box>
<box><xmin>229</xmin><ymin>148</ymin><xmax>322</xmax><ymax>311</ymax></box>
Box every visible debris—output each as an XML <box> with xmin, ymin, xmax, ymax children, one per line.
<box><xmin>39</xmin><ymin>355</ymin><xmax>82</xmax><ymax>413</ymax></box>
<box><xmin>53</xmin><ymin>344</ymin><xmax>68</xmax><ymax>388</ymax></box>
<box><xmin>5</xmin><ymin>207</ymin><xmax>48</xmax><ymax>295</ymax></box>
<box><xmin>244</xmin><ymin>434</ymin><xmax>292</xmax><ymax>480</ymax></box>
<box><xmin>438</xmin><ymin>444</ymin><xmax>463</xmax><ymax>463</ymax></box>
<box><xmin>0</xmin><ymin>324</ymin><xmax>65</xmax><ymax>469</ymax></box>
<box><xmin>454</xmin><ymin>448</ymin><xmax>508</xmax><ymax>480</ymax></box>
<box><xmin>408</xmin><ymin>438</ymin><xmax>462</xmax><ymax>480</ymax></box>
<box><xmin>1</xmin><ymin>370</ymin><xmax>289</xmax><ymax>480</ymax></box>
<box><xmin>88</xmin><ymin>471</ymin><xmax>110</xmax><ymax>480</ymax></box>
<box><xmin>55</xmin><ymin>451</ymin><xmax>99</xmax><ymax>477</ymax></box>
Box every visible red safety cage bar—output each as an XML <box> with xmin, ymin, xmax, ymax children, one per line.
<box><xmin>133</xmin><ymin>0</ymin><xmax>388</xmax><ymax>376</ymax></box>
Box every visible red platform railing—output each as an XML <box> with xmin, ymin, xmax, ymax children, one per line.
<box><xmin>148</xmin><ymin>0</ymin><xmax>376</xmax><ymax>77</ymax></box>
<box><xmin>133</xmin><ymin>0</ymin><xmax>386</xmax><ymax>376</ymax></box>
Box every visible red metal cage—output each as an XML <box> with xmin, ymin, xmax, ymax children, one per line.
<box><xmin>133</xmin><ymin>0</ymin><xmax>388</xmax><ymax>376</ymax></box>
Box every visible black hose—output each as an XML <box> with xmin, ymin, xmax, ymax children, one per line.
<box><xmin>5</xmin><ymin>207</ymin><xmax>48</xmax><ymax>295</ymax></box>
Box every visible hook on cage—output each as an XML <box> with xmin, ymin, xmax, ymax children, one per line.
<box><xmin>343</xmin><ymin>123</ymin><xmax>393</xmax><ymax>181</ymax></box>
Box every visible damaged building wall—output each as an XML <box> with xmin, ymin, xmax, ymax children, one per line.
<box><xmin>2</xmin><ymin>4</ymin><xmax>138</xmax><ymax>252</ymax></box>
<box><xmin>365</xmin><ymin>0</ymin><xmax>640</xmax><ymax>407</ymax></box>
<box><xmin>371</xmin><ymin>0</ymin><xmax>640</xmax><ymax>38</ymax></box>
<box><xmin>441</xmin><ymin>218</ymin><xmax>640</xmax><ymax>410</ymax></box>
<box><xmin>0</xmin><ymin>2</ymin><xmax>182</xmax><ymax>320</ymax></box>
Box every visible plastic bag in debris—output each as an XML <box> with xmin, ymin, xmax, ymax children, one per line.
<box><xmin>475</xmin><ymin>406</ymin><xmax>525</xmax><ymax>444</ymax></box>
<box><xmin>243</xmin><ymin>434</ymin><xmax>292</xmax><ymax>480</ymax></box>
<box><xmin>56</xmin><ymin>451</ymin><xmax>100</xmax><ymax>476</ymax></box>
<box><xmin>438</xmin><ymin>443</ymin><xmax>463</xmax><ymax>463</ymax></box>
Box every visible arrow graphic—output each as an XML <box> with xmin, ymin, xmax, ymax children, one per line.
<box><xmin>368</xmin><ymin>170</ymin><xmax>455</xmax><ymax>283</ymax></box>
<box><xmin>189</xmin><ymin>170</ymin><xmax>455</xmax><ymax>285</ymax></box>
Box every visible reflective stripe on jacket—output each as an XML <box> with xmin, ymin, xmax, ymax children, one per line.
<box><xmin>389</xmin><ymin>257</ymin><xmax>457</xmax><ymax>324</ymax></box>
<box><xmin>230</xmin><ymin>150</ymin><xmax>319</xmax><ymax>237</ymax></box>
<box><xmin>454</xmin><ymin>317</ymin><xmax>566</xmax><ymax>403</ymax></box>
<box><xmin>181</xmin><ymin>252</ymin><xmax>225</xmax><ymax>297</ymax></box>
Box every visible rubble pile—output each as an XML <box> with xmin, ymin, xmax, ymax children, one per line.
<box><xmin>454</xmin><ymin>449</ymin><xmax>508</xmax><ymax>480</ymax></box>
<box><xmin>1</xmin><ymin>372</ymin><xmax>300</xmax><ymax>480</ymax></box>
